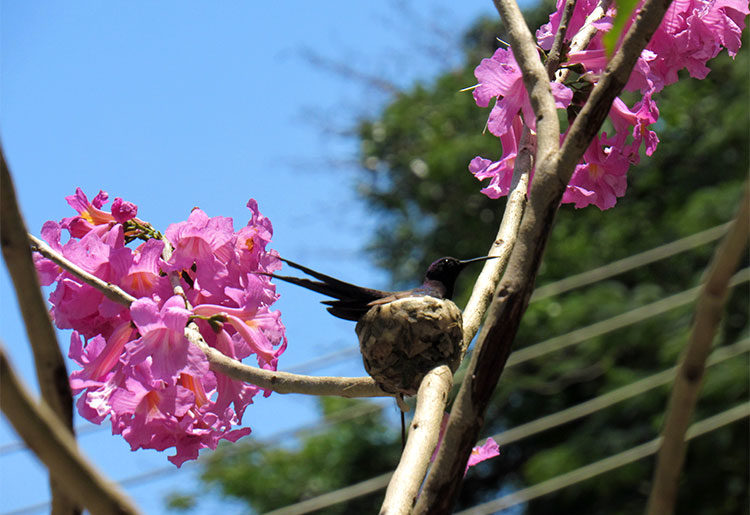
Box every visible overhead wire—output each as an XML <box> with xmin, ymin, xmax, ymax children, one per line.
<box><xmin>455</xmin><ymin>402</ymin><xmax>750</xmax><ymax>514</ymax></box>
<box><xmin>529</xmin><ymin>223</ymin><xmax>730</xmax><ymax>302</ymax></box>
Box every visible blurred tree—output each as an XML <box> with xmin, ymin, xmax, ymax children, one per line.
<box><xmin>172</xmin><ymin>5</ymin><xmax>748</xmax><ymax>514</ymax></box>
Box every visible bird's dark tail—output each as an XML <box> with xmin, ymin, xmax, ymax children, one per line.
<box><xmin>265</xmin><ymin>258</ymin><xmax>391</xmax><ymax>321</ymax></box>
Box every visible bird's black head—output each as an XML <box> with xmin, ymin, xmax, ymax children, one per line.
<box><xmin>423</xmin><ymin>256</ymin><xmax>496</xmax><ymax>299</ymax></box>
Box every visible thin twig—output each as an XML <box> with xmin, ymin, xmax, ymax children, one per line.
<box><xmin>0</xmin><ymin>344</ymin><xmax>141</xmax><ymax>515</ymax></box>
<box><xmin>380</xmin><ymin>365</ymin><xmax>453</xmax><ymax>515</ymax></box>
<box><xmin>29</xmin><ymin>234</ymin><xmax>137</xmax><ymax>305</ymax></box>
<box><xmin>460</xmin><ymin>125</ymin><xmax>532</xmax><ymax>353</ymax></box>
<box><xmin>186</xmin><ymin>325</ymin><xmax>389</xmax><ymax>398</ymax></box>
<box><xmin>646</xmin><ymin>185</ymin><xmax>750</xmax><ymax>515</ymax></box>
<box><xmin>569</xmin><ymin>0</ymin><xmax>614</xmax><ymax>53</ymax></box>
<box><xmin>1</xmin><ymin>147</ymin><xmax>79</xmax><ymax>514</ymax></box>
<box><xmin>545</xmin><ymin>0</ymin><xmax>578</xmax><ymax>79</ymax></box>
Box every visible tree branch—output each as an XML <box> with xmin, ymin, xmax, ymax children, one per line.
<box><xmin>646</xmin><ymin>184</ymin><xmax>749</xmax><ymax>515</ymax></box>
<box><xmin>545</xmin><ymin>0</ymin><xmax>578</xmax><ymax>79</ymax></box>
<box><xmin>415</xmin><ymin>0</ymin><xmax>675</xmax><ymax>511</ymax></box>
<box><xmin>460</xmin><ymin>126</ymin><xmax>532</xmax><ymax>352</ymax></box>
<box><xmin>380</xmin><ymin>365</ymin><xmax>453</xmax><ymax>515</ymax></box>
<box><xmin>186</xmin><ymin>324</ymin><xmax>389</xmax><ymax>398</ymax></box>
<box><xmin>0</xmin><ymin>344</ymin><xmax>140</xmax><ymax>515</ymax></box>
<box><xmin>1</xmin><ymin>146</ymin><xmax>79</xmax><ymax>514</ymax></box>
<box><xmin>29</xmin><ymin>234</ymin><xmax>138</xmax><ymax>305</ymax></box>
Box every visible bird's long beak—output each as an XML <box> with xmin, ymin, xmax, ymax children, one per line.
<box><xmin>459</xmin><ymin>255</ymin><xmax>500</xmax><ymax>267</ymax></box>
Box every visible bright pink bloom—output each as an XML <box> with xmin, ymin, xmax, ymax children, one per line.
<box><xmin>473</xmin><ymin>47</ymin><xmax>572</xmax><ymax>137</ymax></box>
<box><xmin>163</xmin><ymin>208</ymin><xmax>234</xmax><ymax>291</ymax></box>
<box><xmin>609</xmin><ymin>94</ymin><xmax>660</xmax><ymax>164</ymax></box>
<box><xmin>38</xmin><ymin>190</ymin><xmax>286</xmax><ymax>466</ymax></box>
<box><xmin>647</xmin><ymin>0</ymin><xmax>749</xmax><ymax>86</ymax></box>
<box><xmin>466</xmin><ymin>438</ymin><xmax>501</xmax><ymax>473</ymax></box>
<box><xmin>563</xmin><ymin>134</ymin><xmax>630</xmax><ymax>210</ymax></box>
<box><xmin>124</xmin><ymin>296</ymin><xmax>209</xmax><ymax>385</ymax></box>
<box><xmin>470</xmin><ymin>116</ymin><xmax>530</xmax><ymax>199</ymax></box>
<box><xmin>432</xmin><ymin>413</ymin><xmax>502</xmax><ymax>475</ymax></box>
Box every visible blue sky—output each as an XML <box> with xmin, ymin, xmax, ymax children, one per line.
<box><xmin>0</xmin><ymin>1</ymin><xmax>520</xmax><ymax>513</ymax></box>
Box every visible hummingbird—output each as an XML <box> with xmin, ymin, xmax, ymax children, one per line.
<box><xmin>267</xmin><ymin>255</ymin><xmax>497</xmax><ymax>321</ymax></box>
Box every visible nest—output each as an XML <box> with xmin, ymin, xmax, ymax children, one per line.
<box><xmin>355</xmin><ymin>296</ymin><xmax>463</xmax><ymax>396</ymax></box>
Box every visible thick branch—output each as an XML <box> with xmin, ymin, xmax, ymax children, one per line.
<box><xmin>646</xmin><ymin>185</ymin><xmax>749</xmax><ymax>515</ymax></box>
<box><xmin>380</xmin><ymin>365</ymin><xmax>453</xmax><ymax>515</ymax></box>
<box><xmin>0</xmin><ymin>344</ymin><xmax>140</xmax><ymax>515</ymax></box>
<box><xmin>415</xmin><ymin>0</ymin><xmax>674</xmax><ymax>511</ymax></box>
<box><xmin>1</xmin><ymin>147</ymin><xmax>79</xmax><ymax>514</ymax></box>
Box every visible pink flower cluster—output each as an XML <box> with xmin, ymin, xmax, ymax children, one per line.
<box><xmin>35</xmin><ymin>189</ymin><xmax>286</xmax><ymax>466</ymax></box>
<box><xmin>470</xmin><ymin>0</ymin><xmax>748</xmax><ymax>209</ymax></box>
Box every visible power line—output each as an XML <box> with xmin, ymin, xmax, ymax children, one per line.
<box><xmin>530</xmin><ymin>223</ymin><xmax>730</xmax><ymax>302</ymax></box>
<box><xmin>456</xmin><ymin>402</ymin><xmax>750</xmax><ymax>514</ymax></box>
<box><xmin>491</xmin><ymin>338</ymin><xmax>749</xmax><ymax>447</ymax></box>
<box><xmin>236</xmin><ymin>340</ymin><xmax>750</xmax><ymax>515</ymax></box>
<box><xmin>507</xmin><ymin>268</ymin><xmax>748</xmax><ymax>367</ymax></box>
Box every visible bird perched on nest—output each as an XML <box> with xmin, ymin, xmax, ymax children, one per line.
<box><xmin>267</xmin><ymin>256</ymin><xmax>495</xmax><ymax>396</ymax></box>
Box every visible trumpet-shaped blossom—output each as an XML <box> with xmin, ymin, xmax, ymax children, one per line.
<box><xmin>470</xmin><ymin>115</ymin><xmax>530</xmax><ymax>199</ymax></box>
<box><xmin>466</xmin><ymin>437</ymin><xmax>501</xmax><ymax>473</ymax></box>
<box><xmin>37</xmin><ymin>189</ymin><xmax>286</xmax><ymax>466</ymax></box>
<box><xmin>432</xmin><ymin>413</ymin><xmax>501</xmax><ymax>474</ymax></box>
<box><xmin>647</xmin><ymin>0</ymin><xmax>749</xmax><ymax>86</ymax></box>
<box><xmin>563</xmin><ymin>134</ymin><xmax>630</xmax><ymax>210</ymax></box>
<box><xmin>473</xmin><ymin>47</ymin><xmax>572</xmax><ymax>137</ymax></box>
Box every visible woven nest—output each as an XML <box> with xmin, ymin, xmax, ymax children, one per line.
<box><xmin>355</xmin><ymin>296</ymin><xmax>463</xmax><ymax>396</ymax></box>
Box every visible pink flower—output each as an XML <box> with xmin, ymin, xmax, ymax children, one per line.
<box><xmin>562</xmin><ymin>134</ymin><xmax>630</xmax><ymax>210</ymax></box>
<box><xmin>163</xmin><ymin>208</ymin><xmax>235</xmax><ymax>291</ymax></box>
<box><xmin>469</xmin><ymin>116</ymin><xmax>531</xmax><ymax>199</ymax></box>
<box><xmin>466</xmin><ymin>438</ymin><xmax>501</xmax><ymax>473</ymax></box>
<box><xmin>192</xmin><ymin>300</ymin><xmax>285</xmax><ymax>369</ymax></box>
<box><xmin>38</xmin><ymin>191</ymin><xmax>286</xmax><ymax>466</ymax></box>
<box><xmin>432</xmin><ymin>413</ymin><xmax>502</xmax><ymax>475</ymax></box>
<box><xmin>473</xmin><ymin>47</ymin><xmax>572</xmax><ymax>137</ymax></box>
<box><xmin>609</xmin><ymin>94</ymin><xmax>660</xmax><ymax>164</ymax></box>
<box><xmin>124</xmin><ymin>296</ymin><xmax>209</xmax><ymax>385</ymax></box>
<box><xmin>111</xmin><ymin>238</ymin><xmax>171</xmax><ymax>300</ymax></box>
<box><xmin>647</xmin><ymin>0</ymin><xmax>749</xmax><ymax>86</ymax></box>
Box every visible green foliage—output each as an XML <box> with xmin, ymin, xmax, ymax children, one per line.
<box><xmin>184</xmin><ymin>8</ymin><xmax>748</xmax><ymax>515</ymax></box>
<box><xmin>177</xmin><ymin>398</ymin><xmax>400</xmax><ymax>513</ymax></box>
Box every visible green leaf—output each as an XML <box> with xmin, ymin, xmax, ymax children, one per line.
<box><xmin>604</xmin><ymin>0</ymin><xmax>640</xmax><ymax>56</ymax></box>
